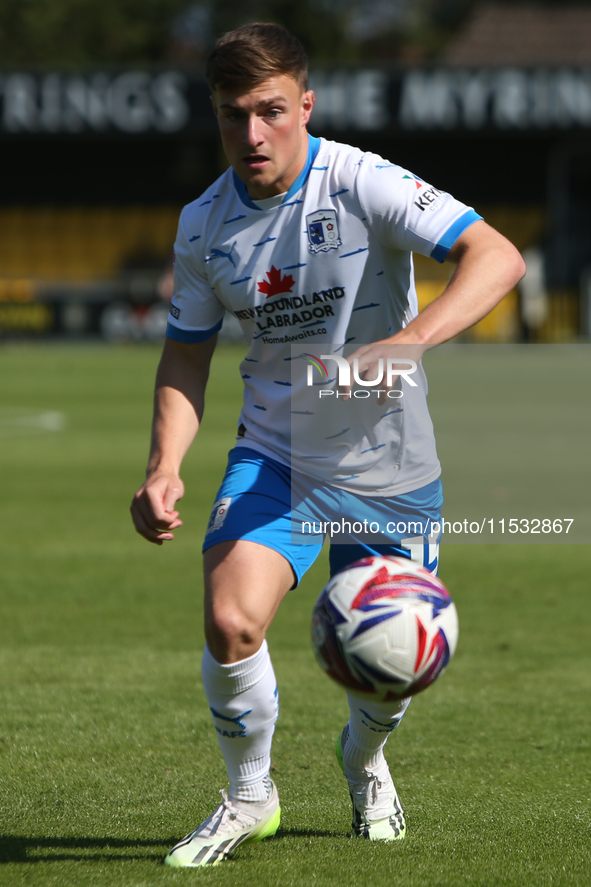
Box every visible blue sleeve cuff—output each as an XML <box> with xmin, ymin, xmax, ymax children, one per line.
<box><xmin>430</xmin><ymin>210</ymin><xmax>483</xmax><ymax>263</ymax></box>
<box><xmin>166</xmin><ymin>318</ymin><xmax>223</xmax><ymax>343</ymax></box>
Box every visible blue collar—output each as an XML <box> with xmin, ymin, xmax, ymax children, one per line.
<box><xmin>232</xmin><ymin>134</ymin><xmax>321</xmax><ymax>211</ymax></box>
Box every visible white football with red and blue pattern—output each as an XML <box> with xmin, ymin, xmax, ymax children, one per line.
<box><xmin>311</xmin><ymin>556</ymin><xmax>458</xmax><ymax>701</ymax></box>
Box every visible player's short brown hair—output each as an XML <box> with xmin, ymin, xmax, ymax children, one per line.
<box><xmin>205</xmin><ymin>23</ymin><xmax>308</xmax><ymax>93</ymax></box>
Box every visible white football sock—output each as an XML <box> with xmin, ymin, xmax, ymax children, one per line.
<box><xmin>343</xmin><ymin>694</ymin><xmax>411</xmax><ymax>775</ymax></box>
<box><xmin>201</xmin><ymin>641</ymin><xmax>278</xmax><ymax>803</ymax></box>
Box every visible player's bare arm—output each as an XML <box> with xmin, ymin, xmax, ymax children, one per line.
<box><xmin>131</xmin><ymin>335</ymin><xmax>217</xmax><ymax>545</ymax></box>
<box><xmin>396</xmin><ymin>219</ymin><xmax>525</xmax><ymax>345</ymax></box>
<box><xmin>346</xmin><ymin>220</ymin><xmax>526</xmax><ymax>395</ymax></box>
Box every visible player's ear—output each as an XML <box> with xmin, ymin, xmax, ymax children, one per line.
<box><xmin>301</xmin><ymin>89</ymin><xmax>315</xmax><ymax>125</ymax></box>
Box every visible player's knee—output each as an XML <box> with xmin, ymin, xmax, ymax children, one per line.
<box><xmin>205</xmin><ymin>604</ymin><xmax>263</xmax><ymax>663</ymax></box>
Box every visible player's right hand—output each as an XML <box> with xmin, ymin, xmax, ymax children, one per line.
<box><xmin>130</xmin><ymin>471</ymin><xmax>185</xmax><ymax>545</ymax></box>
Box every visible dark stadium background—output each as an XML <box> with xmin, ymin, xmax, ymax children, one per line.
<box><xmin>1</xmin><ymin>1</ymin><xmax>590</xmax><ymax>342</ymax></box>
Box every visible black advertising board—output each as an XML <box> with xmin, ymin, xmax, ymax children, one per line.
<box><xmin>0</xmin><ymin>67</ymin><xmax>590</xmax><ymax>137</ymax></box>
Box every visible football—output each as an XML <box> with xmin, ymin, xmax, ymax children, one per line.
<box><xmin>311</xmin><ymin>555</ymin><xmax>458</xmax><ymax>701</ymax></box>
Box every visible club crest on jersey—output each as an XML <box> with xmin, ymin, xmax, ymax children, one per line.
<box><xmin>306</xmin><ymin>209</ymin><xmax>341</xmax><ymax>254</ymax></box>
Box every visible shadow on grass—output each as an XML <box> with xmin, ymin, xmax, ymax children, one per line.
<box><xmin>0</xmin><ymin>829</ymin><xmax>342</xmax><ymax>864</ymax></box>
<box><xmin>0</xmin><ymin>835</ymin><xmax>172</xmax><ymax>864</ymax></box>
<box><xmin>276</xmin><ymin>828</ymin><xmax>345</xmax><ymax>839</ymax></box>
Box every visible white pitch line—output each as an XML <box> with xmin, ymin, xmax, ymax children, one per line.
<box><xmin>0</xmin><ymin>410</ymin><xmax>68</xmax><ymax>436</ymax></box>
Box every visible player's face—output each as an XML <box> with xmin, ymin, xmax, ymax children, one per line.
<box><xmin>212</xmin><ymin>75</ymin><xmax>315</xmax><ymax>200</ymax></box>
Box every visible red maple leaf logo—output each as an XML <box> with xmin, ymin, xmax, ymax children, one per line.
<box><xmin>257</xmin><ymin>266</ymin><xmax>295</xmax><ymax>299</ymax></box>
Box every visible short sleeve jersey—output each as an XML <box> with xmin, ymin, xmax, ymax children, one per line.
<box><xmin>168</xmin><ymin>135</ymin><xmax>481</xmax><ymax>497</ymax></box>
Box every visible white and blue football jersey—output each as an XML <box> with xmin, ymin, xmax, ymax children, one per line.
<box><xmin>168</xmin><ymin>135</ymin><xmax>482</xmax><ymax>496</ymax></box>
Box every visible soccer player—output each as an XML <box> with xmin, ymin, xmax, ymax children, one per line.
<box><xmin>130</xmin><ymin>23</ymin><xmax>525</xmax><ymax>867</ymax></box>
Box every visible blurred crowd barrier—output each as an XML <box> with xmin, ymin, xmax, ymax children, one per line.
<box><xmin>0</xmin><ymin>205</ymin><xmax>177</xmax><ymax>342</ymax></box>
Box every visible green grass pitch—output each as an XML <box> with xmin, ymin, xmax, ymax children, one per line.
<box><xmin>0</xmin><ymin>342</ymin><xmax>589</xmax><ymax>887</ymax></box>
